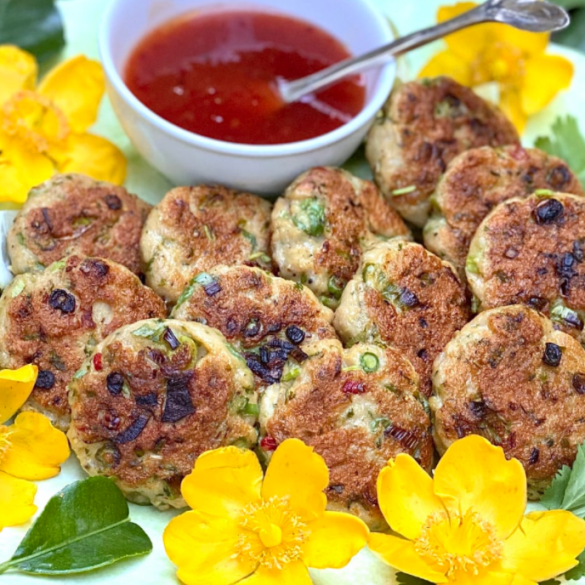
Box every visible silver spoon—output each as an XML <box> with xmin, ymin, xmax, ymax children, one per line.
<box><xmin>278</xmin><ymin>0</ymin><xmax>570</xmax><ymax>104</ymax></box>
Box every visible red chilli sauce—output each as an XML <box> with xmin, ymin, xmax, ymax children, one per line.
<box><xmin>125</xmin><ymin>10</ymin><xmax>366</xmax><ymax>145</ymax></box>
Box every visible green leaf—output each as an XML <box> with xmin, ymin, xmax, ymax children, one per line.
<box><xmin>565</xmin><ymin>550</ymin><xmax>585</xmax><ymax>580</ymax></box>
<box><xmin>540</xmin><ymin>442</ymin><xmax>585</xmax><ymax>517</ymax></box>
<box><xmin>553</xmin><ymin>7</ymin><xmax>585</xmax><ymax>52</ymax></box>
<box><xmin>551</xmin><ymin>0</ymin><xmax>585</xmax><ymax>10</ymax></box>
<box><xmin>341</xmin><ymin>143</ymin><xmax>373</xmax><ymax>180</ymax></box>
<box><xmin>395</xmin><ymin>573</ymin><xmax>432</xmax><ymax>585</ymax></box>
<box><xmin>539</xmin><ymin>580</ymin><xmax>562</xmax><ymax>585</ymax></box>
<box><xmin>535</xmin><ymin>116</ymin><xmax>585</xmax><ymax>190</ymax></box>
<box><xmin>0</xmin><ymin>0</ymin><xmax>65</xmax><ymax>63</ymax></box>
<box><xmin>0</xmin><ymin>477</ymin><xmax>152</xmax><ymax>575</ymax></box>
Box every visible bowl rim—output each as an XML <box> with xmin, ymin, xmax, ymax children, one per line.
<box><xmin>98</xmin><ymin>0</ymin><xmax>395</xmax><ymax>158</ymax></box>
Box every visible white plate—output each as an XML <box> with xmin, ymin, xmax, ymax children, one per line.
<box><xmin>1</xmin><ymin>1</ymin><xmax>584</xmax><ymax>583</ymax></box>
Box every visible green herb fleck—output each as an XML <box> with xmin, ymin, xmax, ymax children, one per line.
<box><xmin>360</xmin><ymin>352</ymin><xmax>379</xmax><ymax>373</ymax></box>
<box><xmin>391</xmin><ymin>185</ymin><xmax>417</xmax><ymax>196</ymax></box>
<box><xmin>327</xmin><ymin>275</ymin><xmax>345</xmax><ymax>300</ymax></box>
<box><xmin>10</xmin><ymin>280</ymin><xmax>25</xmax><ymax>298</ymax></box>
<box><xmin>292</xmin><ymin>198</ymin><xmax>326</xmax><ymax>237</ymax></box>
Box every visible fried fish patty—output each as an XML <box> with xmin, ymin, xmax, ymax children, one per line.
<box><xmin>467</xmin><ymin>193</ymin><xmax>585</xmax><ymax>343</ymax></box>
<box><xmin>0</xmin><ymin>255</ymin><xmax>166</xmax><ymax>430</ymax></box>
<box><xmin>334</xmin><ymin>240</ymin><xmax>470</xmax><ymax>396</ymax></box>
<box><xmin>271</xmin><ymin>166</ymin><xmax>410</xmax><ymax>308</ymax></box>
<box><xmin>431</xmin><ymin>305</ymin><xmax>585</xmax><ymax>498</ymax></box>
<box><xmin>366</xmin><ymin>77</ymin><xmax>519</xmax><ymax>227</ymax></box>
<box><xmin>141</xmin><ymin>185</ymin><xmax>272</xmax><ymax>304</ymax></box>
<box><xmin>171</xmin><ymin>265</ymin><xmax>337</xmax><ymax>388</ymax></box>
<box><xmin>259</xmin><ymin>339</ymin><xmax>432</xmax><ymax>530</ymax></box>
<box><xmin>8</xmin><ymin>174</ymin><xmax>151</xmax><ymax>275</ymax></box>
<box><xmin>424</xmin><ymin>145</ymin><xmax>583</xmax><ymax>277</ymax></box>
<box><xmin>68</xmin><ymin>319</ymin><xmax>257</xmax><ymax>510</ymax></box>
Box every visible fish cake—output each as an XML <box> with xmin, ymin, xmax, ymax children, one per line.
<box><xmin>366</xmin><ymin>77</ymin><xmax>519</xmax><ymax>227</ymax></box>
<box><xmin>0</xmin><ymin>255</ymin><xmax>166</xmax><ymax>430</ymax></box>
<box><xmin>467</xmin><ymin>192</ymin><xmax>585</xmax><ymax>343</ymax></box>
<box><xmin>334</xmin><ymin>240</ymin><xmax>470</xmax><ymax>396</ymax></box>
<box><xmin>68</xmin><ymin>319</ymin><xmax>257</xmax><ymax>510</ymax></box>
<box><xmin>424</xmin><ymin>145</ymin><xmax>583</xmax><ymax>277</ymax></box>
<box><xmin>8</xmin><ymin>173</ymin><xmax>151</xmax><ymax>275</ymax></box>
<box><xmin>431</xmin><ymin>305</ymin><xmax>585</xmax><ymax>498</ymax></box>
<box><xmin>271</xmin><ymin>166</ymin><xmax>410</xmax><ymax>309</ymax></box>
<box><xmin>171</xmin><ymin>265</ymin><xmax>337</xmax><ymax>388</ymax></box>
<box><xmin>141</xmin><ymin>185</ymin><xmax>272</xmax><ymax>304</ymax></box>
<box><xmin>259</xmin><ymin>339</ymin><xmax>432</xmax><ymax>530</ymax></box>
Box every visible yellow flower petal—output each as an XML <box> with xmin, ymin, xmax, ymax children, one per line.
<box><xmin>0</xmin><ymin>45</ymin><xmax>37</xmax><ymax>106</ymax></box>
<box><xmin>418</xmin><ymin>52</ymin><xmax>472</xmax><ymax>86</ymax></box>
<box><xmin>501</xmin><ymin>510</ymin><xmax>585</xmax><ymax>582</ymax></box>
<box><xmin>181</xmin><ymin>447</ymin><xmax>262</xmax><ymax>518</ymax></box>
<box><xmin>437</xmin><ymin>3</ymin><xmax>499</xmax><ymax>59</ymax></box>
<box><xmin>303</xmin><ymin>511</ymin><xmax>369</xmax><ymax>569</ymax></box>
<box><xmin>368</xmin><ymin>532</ymin><xmax>448</xmax><ymax>583</ymax></box>
<box><xmin>38</xmin><ymin>55</ymin><xmax>105</xmax><ymax>133</ymax></box>
<box><xmin>0</xmin><ymin>130</ymin><xmax>54</xmax><ymax>204</ymax></box>
<box><xmin>0</xmin><ymin>412</ymin><xmax>70</xmax><ymax>480</ymax></box>
<box><xmin>0</xmin><ymin>470</ymin><xmax>36</xmax><ymax>528</ymax></box>
<box><xmin>2</xmin><ymin>90</ymin><xmax>70</xmax><ymax>153</ymax></box>
<box><xmin>377</xmin><ymin>454</ymin><xmax>444</xmax><ymax>540</ymax></box>
<box><xmin>261</xmin><ymin>439</ymin><xmax>328</xmax><ymax>523</ymax></box>
<box><xmin>163</xmin><ymin>510</ymin><xmax>254</xmax><ymax>585</ymax></box>
<box><xmin>433</xmin><ymin>435</ymin><xmax>526</xmax><ymax>540</ymax></box>
<box><xmin>0</xmin><ymin>364</ymin><xmax>38</xmax><ymax>424</ymax></box>
<box><xmin>521</xmin><ymin>54</ymin><xmax>573</xmax><ymax>116</ymax></box>
<box><xmin>499</xmin><ymin>88</ymin><xmax>527</xmax><ymax>132</ymax></box>
<box><xmin>238</xmin><ymin>561</ymin><xmax>312</xmax><ymax>585</ymax></box>
<box><xmin>49</xmin><ymin>132</ymin><xmax>127</xmax><ymax>185</ymax></box>
<box><xmin>496</xmin><ymin>27</ymin><xmax>549</xmax><ymax>57</ymax></box>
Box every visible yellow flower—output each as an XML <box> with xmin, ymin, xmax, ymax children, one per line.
<box><xmin>369</xmin><ymin>435</ymin><xmax>585</xmax><ymax>584</ymax></box>
<box><xmin>419</xmin><ymin>2</ymin><xmax>574</xmax><ymax>130</ymax></box>
<box><xmin>0</xmin><ymin>364</ymin><xmax>38</xmax><ymax>424</ymax></box>
<box><xmin>0</xmin><ymin>471</ymin><xmax>37</xmax><ymax>530</ymax></box>
<box><xmin>0</xmin><ymin>45</ymin><xmax>126</xmax><ymax>205</ymax></box>
<box><xmin>163</xmin><ymin>439</ymin><xmax>369</xmax><ymax>585</ymax></box>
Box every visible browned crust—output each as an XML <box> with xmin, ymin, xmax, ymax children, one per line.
<box><xmin>470</xmin><ymin>193</ymin><xmax>585</xmax><ymax>340</ymax></box>
<box><xmin>368</xmin><ymin>77</ymin><xmax>519</xmax><ymax>212</ymax></box>
<box><xmin>363</xmin><ymin>243</ymin><xmax>470</xmax><ymax>396</ymax></box>
<box><xmin>69</xmin><ymin>335</ymin><xmax>251</xmax><ymax>491</ymax></box>
<box><xmin>428</xmin><ymin>146</ymin><xmax>584</xmax><ymax>273</ymax></box>
<box><xmin>9</xmin><ymin>174</ymin><xmax>151</xmax><ymax>275</ymax></box>
<box><xmin>0</xmin><ymin>256</ymin><xmax>166</xmax><ymax>423</ymax></box>
<box><xmin>265</xmin><ymin>343</ymin><xmax>432</xmax><ymax>527</ymax></box>
<box><xmin>432</xmin><ymin>306</ymin><xmax>585</xmax><ymax>490</ymax></box>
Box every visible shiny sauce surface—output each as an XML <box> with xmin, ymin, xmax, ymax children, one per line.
<box><xmin>125</xmin><ymin>10</ymin><xmax>366</xmax><ymax>145</ymax></box>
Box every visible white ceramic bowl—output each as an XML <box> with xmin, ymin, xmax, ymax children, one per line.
<box><xmin>99</xmin><ymin>0</ymin><xmax>395</xmax><ymax>195</ymax></box>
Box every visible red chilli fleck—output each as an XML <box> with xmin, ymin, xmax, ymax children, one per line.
<box><xmin>342</xmin><ymin>380</ymin><xmax>366</xmax><ymax>394</ymax></box>
<box><xmin>93</xmin><ymin>353</ymin><xmax>103</xmax><ymax>371</ymax></box>
<box><xmin>261</xmin><ymin>436</ymin><xmax>278</xmax><ymax>451</ymax></box>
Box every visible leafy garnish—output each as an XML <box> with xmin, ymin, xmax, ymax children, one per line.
<box><xmin>0</xmin><ymin>477</ymin><xmax>152</xmax><ymax>575</ymax></box>
<box><xmin>565</xmin><ymin>550</ymin><xmax>585</xmax><ymax>581</ymax></box>
<box><xmin>541</xmin><ymin>442</ymin><xmax>585</xmax><ymax>517</ymax></box>
<box><xmin>395</xmin><ymin>573</ymin><xmax>432</xmax><ymax>585</ymax></box>
<box><xmin>0</xmin><ymin>0</ymin><xmax>65</xmax><ymax>63</ymax></box>
<box><xmin>535</xmin><ymin>116</ymin><xmax>585</xmax><ymax>189</ymax></box>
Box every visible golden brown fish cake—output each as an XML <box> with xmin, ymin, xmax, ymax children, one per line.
<box><xmin>8</xmin><ymin>173</ymin><xmax>151</xmax><ymax>275</ymax></box>
<box><xmin>0</xmin><ymin>255</ymin><xmax>166</xmax><ymax>430</ymax></box>
<box><xmin>424</xmin><ymin>145</ymin><xmax>583</xmax><ymax>277</ymax></box>
<box><xmin>431</xmin><ymin>305</ymin><xmax>585</xmax><ymax>498</ymax></box>
<box><xmin>141</xmin><ymin>185</ymin><xmax>272</xmax><ymax>304</ymax></box>
<box><xmin>467</xmin><ymin>192</ymin><xmax>585</xmax><ymax>344</ymax></box>
<box><xmin>366</xmin><ymin>77</ymin><xmax>519</xmax><ymax>227</ymax></box>
<box><xmin>271</xmin><ymin>166</ymin><xmax>410</xmax><ymax>309</ymax></box>
<box><xmin>171</xmin><ymin>265</ymin><xmax>337</xmax><ymax>388</ymax></box>
<box><xmin>259</xmin><ymin>339</ymin><xmax>432</xmax><ymax>530</ymax></box>
<box><xmin>68</xmin><ymin>319</ymin><xmax>257</xmax><ymax>510</ymax></box>
<box><xmin>334</xmin><ymin>240</ymin><xmax>470</xmax><ymax>396</ymax></box>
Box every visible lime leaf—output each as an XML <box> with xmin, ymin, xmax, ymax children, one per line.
<box><xmin>395</xmin><ymin>573</ymin><xmax>433</xmax><ymax>585</ymax></box>
<box><xmin>535</xmin><ymin>116</ymin><xmax>585</xmax><ymax>189</ymax></box>
<box><xmin>540</xmin><ymin>443</ymin><xmax>585</xmax><ymax>517</ymax></box>
<box><xmin>0</xmin><ymin>0</ymin><xmax>65</xmax><ymax>63</ymax></box>
<box><xmin>565</xmin><ymin>550</ymin><xmax>585</xmax><ymax>580</ymax></box>
<box><xmin>0</xmin><ymin>477</ymin><xmax>152</xmax><ymax>575</ymax></box>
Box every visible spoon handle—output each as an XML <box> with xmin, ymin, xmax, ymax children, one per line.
<box><xmin>278</xmin><ymin>0</ymin><xmax>565</xmax><ymax>104</ymax></box>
